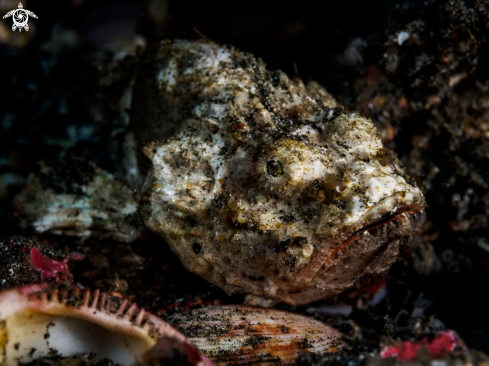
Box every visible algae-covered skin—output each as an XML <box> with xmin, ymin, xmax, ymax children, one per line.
<box><xmin>133</xmin><ymin>40</ymin><xmax>426</xmax><ymax>305</ymax></box>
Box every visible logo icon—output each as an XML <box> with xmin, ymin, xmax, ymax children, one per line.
<box><xmin>2</xmin><ymin>3</ymin><xmax>38</xmax><ymax>32</ymax></box>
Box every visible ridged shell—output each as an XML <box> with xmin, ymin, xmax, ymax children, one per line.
<box><xmin>0</xmin><ymin>285</ymin><xmax>213</xmax><ymax>366</ymax></box>
<box><xmin>167</xmin><ymin>305</ymin><xmax>345</xmax><ymax>365</ymax></box>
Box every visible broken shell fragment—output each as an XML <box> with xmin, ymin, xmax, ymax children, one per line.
<box><xmin>0</xmin><ymin>285</ymin><xmax>213</xmax><ymax>366</ymax></box>
<box><xmin>14</xmin><ymin>157</ymin><xmax>142</xmax><ymax>243</ymax></box>
<box><xmin>167</xmin><ymin>305</ymin><xmax>345</xmax><ymax>365</ymax></box>
<box><xmin>137</xmin><ymin>336</ymin><xmax>214</xmax><ymax>366</ymax></box>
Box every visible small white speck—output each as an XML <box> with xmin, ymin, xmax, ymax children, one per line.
<box><xmin>397</xmin><ymin>31</ymin><xmax>410</xmax><ymax>46</ymax></box>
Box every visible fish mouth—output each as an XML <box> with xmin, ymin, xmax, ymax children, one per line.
<box><xmin>326</xmin><ymin>203</ymin><xmax>425</xmax><ymax>262</ymax></box>
<box><xmin>281</xmin><ymin>200</ymin><xmax>426</xmax><ymax>305</ymax></box>
<box><xmin>355</xmin><ymin>203</ymin><xmax>424</xmax><ymax>238</ymax></box>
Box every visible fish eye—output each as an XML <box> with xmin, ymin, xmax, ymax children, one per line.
<box><xmin>192</xmin><ymin>243</ymin><xmax>202</xmax><ymax>254</ymax></box>
<box><xmin>266</xmin><ymin>158</ymin><xmax>284</xmax><ymax>177</ymax></box>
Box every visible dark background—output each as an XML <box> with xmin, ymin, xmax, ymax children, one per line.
<box><xmin>1</xmin><ymin>0</ymin><xmax>489</xmax><ymax>357</ymax></box>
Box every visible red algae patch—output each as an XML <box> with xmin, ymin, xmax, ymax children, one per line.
<box><xmin>29</xmin><ymin>247</ymin><xmax>75</xmax><ymax>283</ymax></box>
<box><xmin>381</xmin><ymin>330</ymin><xmax>468</xmax><ymax>362</ymax></box>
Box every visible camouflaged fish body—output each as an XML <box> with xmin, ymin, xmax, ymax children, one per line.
<box><xmin>132</xmin><ymin>40</ymin><xmax>426</xmax><ymax>305</ymax></box>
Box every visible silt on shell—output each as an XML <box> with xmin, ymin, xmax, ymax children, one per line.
<box><xmin>167</xmin><ymin>305</ymin><xmax>345</xmax><ymax>365</ymax></box>
<box><xmin>133</xmin><ymin>40</ymin><xmax>426</xmax><ymax>305</ymax></box>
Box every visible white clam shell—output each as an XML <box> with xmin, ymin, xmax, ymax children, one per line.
<box><xmin>0</xmin><ymin>285</ymin><xmax>213</xmax><ymax>366</ymax></box>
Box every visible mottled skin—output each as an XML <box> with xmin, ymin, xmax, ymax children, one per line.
<box><xmin>132</xmin><ymin>40</ymin><xmax>426</xmax><ymax>305</ymax></box>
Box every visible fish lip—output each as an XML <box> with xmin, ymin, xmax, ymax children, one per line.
<box><xmin>288</xmin><ymin>193</ymin><xmax>425</xmax><ymax>300</ymax></box>
<box><xmin>315</xmin><ymin>193</ymin><xmax>426</xmax><ymax>270</ymax></box>
<box><xmin>323</xmin><ymin>201</ymin><xmax>425</xmax><ymax>265</ymax></box>
<box><xmin>353</xmin><ymin>190</ymin><xmax>426</xmax><ymax>230</ymax></box>
<box><xmin>355</xmin><ymin>203</ymin><xmax>424</xmax><ymax>235</ymax></box>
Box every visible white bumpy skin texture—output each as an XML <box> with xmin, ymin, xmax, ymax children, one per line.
<box><xmin>133</xmin><ymin>40</ymin><xmax>426</xmax><ymax>305</ymax></box>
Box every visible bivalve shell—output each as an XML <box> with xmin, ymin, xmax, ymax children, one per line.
<box><xmin>0</xmin><ymin>284</ymin><xmax>213</xmax><ymax>366</ymax></box>
<box><xmin>167</xmin><ymin>305</ymin><xmax>345</xmax><ymax>365</ymax></box>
